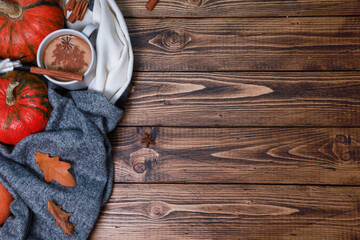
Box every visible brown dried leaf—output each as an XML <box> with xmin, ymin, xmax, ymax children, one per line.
<box><xmin>48</xmin><ymin>200</ymin><xmax>75</xmax><ymax>235</ymax></box>
<box><xmin>34</xmin><ymin>151</ymin><xmax>77</xmax><ymax>187</ymax></box>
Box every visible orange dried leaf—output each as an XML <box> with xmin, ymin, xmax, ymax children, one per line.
<box><xmin>48</xmin><ymin>200</ymin><xmax>75</xmax><ymax>235</ymax></box>
<box><xmin>34</xmin><ymin>151</ymin><xmax>77</xmax><ymax>187</ymax></box>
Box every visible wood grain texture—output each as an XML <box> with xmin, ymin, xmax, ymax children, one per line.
<box><xmin>99</xmin><ymin>2</ymin><xmax>360</xmax><ymax>239</ymax></box>
<box><xmin>121</xmin><ymin>72</ymin><xmax>360</xmax><ymax>127</ymax></box>
<box><xmin>111</xmin><ymin>127</ymin><xmax>360</xmax><ymax>185</ymax></box>
<box><xmin>128</xmin><ymin>17</ymin><xmax>360</xmax><ymax>71</ymax></box>
<box><xmin>117</xmin><ymin>0</ymin><xmax>360</xmax><ymax>17</ymax></box>
<box><xmin>89</xmin><ymin>184</ymin><xmax>360</xmax><ymax>239</ymax></box>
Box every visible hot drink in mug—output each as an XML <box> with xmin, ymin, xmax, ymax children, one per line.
<box><xmin>37</xmin><ymin>24</ymin><xmax>97</xmax><ymax>90</ymax></box>
<box><xmin>43</xmin><ymin>34</ymin><xmax>92</xmax><ymax>75</ymax></box>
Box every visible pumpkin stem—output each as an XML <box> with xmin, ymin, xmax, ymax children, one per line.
<box><xmin>6</xmin><ymin>82</ymin><xmax>20</xmax><ymax>106</ymax></box>
<box><xmin>0</xmin><ymin>0</ymin><xmax>23</xmax><ymax>19</ymax></box>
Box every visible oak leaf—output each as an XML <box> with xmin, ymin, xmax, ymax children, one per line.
<box><xmin>48</xmin><ymin>200</ymin><xmax>75</xmax><ymax>235</ymax></box>
<box><xmin>34</xmin><ymin>151</ymin><xmax>77</xmax><ymax>187</ymax></box>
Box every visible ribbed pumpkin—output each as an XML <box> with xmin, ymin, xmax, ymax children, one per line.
<box><xmin>0</xmin><ymin>0</ymin><xmax>65</xmax><ymax>62</ymax></box>
<box><xmin>0</xmin><ymin>71</ymin><xmax>52</xmax><ymax>145</ymax></box>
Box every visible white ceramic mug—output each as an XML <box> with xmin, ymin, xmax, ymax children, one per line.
<box><xmin>37</xmin><ymin>24</ymin><xmax>97</xmax><ymax>90</ymax></box>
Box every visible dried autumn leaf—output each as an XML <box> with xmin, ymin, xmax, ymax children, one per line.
<box><xmin>48</xmin><ymin>200</ymin><xmax>75</xmax><ymax>235</ymax></box>
<box><xmin>34</xmin><ymin>151</ymin><xmax>77</xmax><ymax>187</ymax></box>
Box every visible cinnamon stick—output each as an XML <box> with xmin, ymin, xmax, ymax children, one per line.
<box><xmin>79</xmin><ymin>1</ymin><xmax>88</xmax><ymax>21</ymax></box>
<box><xmin>74</xmin><ymin>0</ymin><xmax>84</xmax><ymax>19</ymax></box>
<box><xmin>62</xmin><ymin>0</ymin><xmax>67</xmax><ymax>17</ymax></box>
<box><xmin>30</xmin><ymin>67</ymin><xmax>83</xmax><ymax>82</ymax></box>
<box><xmin>146</xmin><ymin>0</ymin><xmax>159</xmax><ymax>11</ymax></box>
<box><xmin>76</xmin><ymin>0</ymin><xmax>86</xmax><ymax>20</ymax></box>
<box><xmin>67</xmin><ymin>1</ymin><xmax>81</xmax><ymax>23</ymax></box>
<box><xmin>65</xmin><ymin>0</ymin><xmax>76</xmax><ymax>11</ymax></box>
<box><xmin>67</xmin><ymin>11</ymin><xmax>76</xmax><ymax>23</ymax></box>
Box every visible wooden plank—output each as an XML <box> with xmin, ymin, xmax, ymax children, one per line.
<box><xmin>111</xmin><ymin>127</ymin><xmax>360</xmax><ymax>185</ymax></box>
<box><xmin>90</xmin><ymin>184</ymin><xmax>360</xmax><ymax>239</ymax></box>
<box><xmin>121</xmin><ymin>72</ymin><xmax>360</xmax><ymax>127</ymax></box>
<box><xmin>117</xmin><ymin>0</ymin><xmax>360</xmax><ymax>18</ymax></box>
<box><xmin>128</xmin><ymin>17</ymin><xmax>360</xmax><ymax>71</ymax></box>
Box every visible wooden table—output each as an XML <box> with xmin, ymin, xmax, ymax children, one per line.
<box><xmin>90</xmin><ymin>1</ymin><xmax>360</xmax><ymax>239</ymax></box>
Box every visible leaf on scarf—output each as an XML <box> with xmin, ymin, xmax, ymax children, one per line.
<box><xmin>48</xmin><ymin>200</ymin><xmax>75</xmax><ymax>236</ymax></box>
<box><xmin>34</xmin><ymin>151</ymin><xmax>77</xmax><ymax>187</ymax></box>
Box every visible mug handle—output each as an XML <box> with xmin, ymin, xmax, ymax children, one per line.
<box><xmin>82</xmin><ymin>23</ymin><xmax>98</xmax><ymax>40</ymax></box>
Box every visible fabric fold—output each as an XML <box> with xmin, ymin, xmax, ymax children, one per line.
<box><xmin>0</xmin><ymin>83</ymin><xmax>123</xmax><ymax>239</ymax></box>
<box><xmin>66</xmin><ymin>0</ymin><xmax>133</xmax><ymax>104</ymax></box>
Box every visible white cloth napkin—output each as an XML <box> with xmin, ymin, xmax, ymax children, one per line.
<box><xmin>0</xmin><ymin>59</ymin><xmax>21</xmax><ymax>74</ymax></box>
<box><xmin>65</xmin><ymin>0</ymin><xmax>133</xmax><ymax>104</ymax></box>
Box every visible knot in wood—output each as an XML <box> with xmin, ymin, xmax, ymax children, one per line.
<box><xmin>145</xmin><ymin>201</ymin><xmax>169</xmax><ymax>219</ymax></box>
<box><xmin>162</xmin><ymin>30</ymin><xmax>191</xmax><ymax>51</ymax></box>
<box><xmin>339</xmin><ymin>152</ymin><xmax>352</xmax><ymax>161</ymax></box>
<box><xmin>189</xmin><ymin>0</ymin><xmax>202</xmax><ymax>7</ymax></box>
<box><xmin>130</xmin><ymin>148</ymin><xmax>159</xmax><ymax>174</ymax></box>
<box><xmin>149</xmin><ymin>30</ymin><xmax>192</xmax><ymax>52</ymax></box>
<box><xmin>133</xmin><ymin>162</ymin><xmax>146</xmax><ymax>173</ymax></box>
<box><xmin>334</xmin><ymin>134</ymin><xmax>350</xmax><ymax>144</ymax></box>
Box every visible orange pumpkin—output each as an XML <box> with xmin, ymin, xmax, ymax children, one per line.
<box><xmin>0</xmin><ymin>0</ymin><xmax>65</xmax><ymax>62</ymax></box>
<box><xmin>0</xmin><ymin>71</ymin><xmax>52</xmax><ymax>145</ymax></box>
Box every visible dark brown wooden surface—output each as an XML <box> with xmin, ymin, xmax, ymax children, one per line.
<box><xmin>90</xmin><ymin>0</ymin><xmax>360</xmax><ymax>239</ymax></box>
<box><xmin>117</xmin><ymin>0</ymin><xmax>360</xmax><ymax>17</ymax></box>
<box><xmin>121</xmin><ymin>72</ymin><xmax>360</xmax><ymax>127</ymax></box>
<box><xmin>128</xmin><ymin>17</ymin><xmax>360</xmax><ymax>71</ymax></box>
<box><xmin>110</xmin><ymin>127</ymin><xmax>360</xmax><ymax>185</ymax></box>
<box><xmin>91</xmin><ymin>185</ymin><xmax>360</xmax><ymax>239</ymax></box>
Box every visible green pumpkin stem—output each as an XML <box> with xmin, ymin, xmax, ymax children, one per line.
<box><xmin>6</xmin><ymin>82</ymin><xmax>20</xmax><ymax>106</ymax></box>
<box><xmin>0</xmin><ymin>0</ymin><xmax>23</xmax><ymax>19</ymax></box>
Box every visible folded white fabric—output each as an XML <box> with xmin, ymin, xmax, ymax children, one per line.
<box><xmin>65</xmin><ymin>0</ymin><xmax>133</xmax><ymax>104</ymax></box>
<box><xmin>0</xmin><ymin>58</ymin><xmax>21</xmax><ymax>74</ymax></box>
